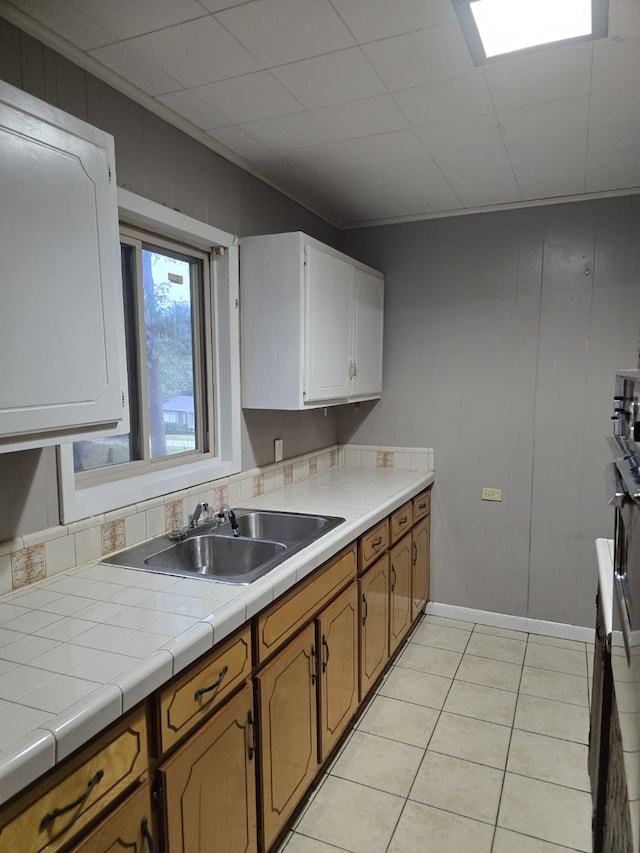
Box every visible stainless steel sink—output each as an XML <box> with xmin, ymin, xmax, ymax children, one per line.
<box><xmin>101</xmin><ymin>509</ymin><xmax>344</xmax><ymax>584</ymax></box>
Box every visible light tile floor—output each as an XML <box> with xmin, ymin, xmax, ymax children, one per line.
<box><xmin>276</xmin><ymin>614</ymin><xmax>594</xmax><ymax>853</ymax></box>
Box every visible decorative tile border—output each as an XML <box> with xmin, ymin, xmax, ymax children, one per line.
<box><xmin>0</xmin><ymin>444</ymin><xmax>433</xmax><ymax>595</ymax></box>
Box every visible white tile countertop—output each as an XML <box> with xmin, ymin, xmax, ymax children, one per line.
<box><xmin>0</xmin><ymin>464</ymin><xmax>434</xmax><ymax>805</ymax></box>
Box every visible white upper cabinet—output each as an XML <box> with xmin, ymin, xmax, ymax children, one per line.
<box><xmin>0</xmin><ymin>82</ymin><xmax>127</xmax><ymax>452</ymax></box>
<box><xmin>240</xmin><ymin>232</ymin><xmax>384</xmax><ymax>410</ymax></box>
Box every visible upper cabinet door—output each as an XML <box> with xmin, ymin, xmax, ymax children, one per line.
<box><xmin>0</xmin><ymin>82</ymin><xmax>127</xmax><ymax>452</ymax></box>
<box><xmin>352</xmin><ymin>268</ymin><xmax>384</xmax><ymax>398</ymax></box>
<box><xmin>304</xmin><ymin>246</ymin><xmax>353</xmax><ymax>404</ymax></box>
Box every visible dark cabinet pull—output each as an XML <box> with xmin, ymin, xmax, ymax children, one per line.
<box><xmin>322</xmin><ymin>635</ymin><xmax>330</xmax><ymax>673</ymax></box>
<box><xmin>391</xmin><ymin>565</ymin><xmax>396</xmax><ymax>591</ymax></box>
<box><xmin>362</xmin><ymin>594</ymin><xmax>368</xmax><ymax>626</ymax></box>
<box><xmin>247</xmin><ymin>710</ymin><xmax>256</xmax><ymax>760</ymax></box>
<box><xmin>194</xmin><ymin>665</ymin><xmax>229</xmax><ymax>701</ymax></box>
<box><xmin>141</xmin><ymin>817</ymin><xmax>155</xmax><ymax>853</ymax></box>
<box><xmin>40</xmin><ymin>769</ymin><xmax>104</xmax><ymax>831</ymax></box>
<box><xmin>399</xmin><ymin>517</ymin><xmax>408</xmax><ymax>526</ymax></box>
<box><xmin>413</xmin><ymin>542</ymin><xmax>417</xmax><ymax>565</ymax></box>
<box><xmin>371</xmin><ymin>536</ymin><xmax>383</xmax><ymax>549</ymax></box>
<box><xmin>311</xmin><ymin>646</ymin><xmax>318</xmax><ymax>684</ymax></box>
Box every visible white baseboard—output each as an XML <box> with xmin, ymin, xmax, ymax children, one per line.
<box><xmin>425</xmin><ymin>601</ymin><xmax>595</xmax><ymax>644</ymax></box>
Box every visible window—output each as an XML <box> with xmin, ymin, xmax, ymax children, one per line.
<box><xmin>452</xmin><ymin>0</ymin><xmax>609</xmax><ymax>65</ymax></box>
<box><xmin>58</xmin><ymin>190</ymin><xmax>241</xmax><ymax>523</ymax></box>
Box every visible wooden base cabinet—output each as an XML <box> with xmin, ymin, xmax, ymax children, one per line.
<box><xmin>256</xmin><ymin>624</ymin><xmax>318</xmax><ymax>852</ymax></box>
<box><xmin>70</xmin><ymin>782</ymin><xmax>154</xmax><ymax>852</ymax></box>
<box><xmin>412</xmin><ymin>515</ymin><xmax>430</xmax><ymax>622</ymax></box>
<box><xmin>389</xmin><ymin>536</ymin><xmax>412</xmax><ymax>656</ymax></box>
<box><xmin>317</xmin><ymin>584</ymin><xmax>359</xmax><ymax>762</ymax></box>
<box><xmin>159</xmin><ymin>683</ymin><xmax>257</xmax><ymax>853</ymax></box>
<box><xmin>359</xmin><ymin>555</ymin><xmax>390</xmax><ymax>700</ymax></box>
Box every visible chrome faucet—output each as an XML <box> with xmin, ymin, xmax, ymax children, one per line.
<box><xmin>189</xmin><ymin>501</ymin><xmax>209</xmax><ymax>529</ymax></box>
<box><xmin>218</xmin><ymin>503</ymin><xmax>240</xmax><ymax>536</ymax></box>
<box><xmin>169</xmin><ymin>501</ymin><xmax>211</xmax><ymax>540</ymax></box>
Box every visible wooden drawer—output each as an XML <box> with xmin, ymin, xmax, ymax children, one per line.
<box><xmin>390</xmin><ymin>501</ymin><xmax>412</xmax><ymax>544</ymax></box>
<box><xmin>358</xmin><ymin>519</ymin><xmax>389</xmax><ymax>574</ymax></box>
<box><xmin>256</xmin><ymin>545</ymin><xmax>357</xmax><ymax>664</ymax></box>
<box><xmin>413</xmin><ymin>488</ymin><xmax>431</xmax><ymax>523</ymax></box>
<box><xmin>69</xmin><ymin>780</ymin><xmax>154</xmax><ymax>852</ymax></box>
<box><xmin>0</xmin><ymin>706</ymin><xmax>147</xmax><ymax>853</ymax></box>
<box><xmin>157</xmin><ymin>625</ymin><xmax>251</xmax><ymax>754</ymax></box>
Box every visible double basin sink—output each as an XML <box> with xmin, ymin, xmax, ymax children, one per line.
<box><xmin>102</xmin><ymin>510</ymin><xmax>345</xmax><ymax>585</ymax></box>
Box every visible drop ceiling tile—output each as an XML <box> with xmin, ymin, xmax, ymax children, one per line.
<box><xmin>215</xmin><ymin>0</ymin><xmax>355</xmax><ymax>66</ymax></box>
<box><xmin>88</xmin><ymin>42</ymin><xmax>183</xmax><ymax>97</ymax></box>
<box><xmin>432</xmin><ymin>144</ymin><xmax>521</xmax><ymax>207</ymax></box>
<box><xmin>586</xmin><ymin>152</ymin><xmax>640</xmax><ymax>192</ymax></box>
<box><xmin>208</xmin><ymin>124</ymin><xmax>282</xmax><ymax>162</ymax></box>
<box><xmin>393</xmin><ymin>74</ymin><xmax>493</xmax><ymax>126</ymax></box>
<box><xmin>453</xmin><ymin>171</ymin><xmax>522</xmax><ymax>208</ymax></box>
<box><xmin>589</xmin><ymin>85</ymin><xmax>640</xmax><ymax>127</ymax></box>
<box><xmin>329</xmin><ymin>0</ymin><xmax>456</xmax><ymax>43</ymax></box>
<box><xmin>591</xmin><ymin>38</ymin><xmax>640</xmax><ymax>92</ymax></box>
<box><xmin>240</xmin><ymin>111</ymin><xmax>335</xmax><ymax>151</ymax></box>
<box><xmin>432</xmin><ymin>143</ymin><xmax>513</xmax><ymax>179</ymax></box>
<box><xmin>512</xmin><ymin>157</ymin><xmax>586</xmax><ymax>200</ymax></box>
<box><xmin>362</xmin><ymin>23</ymin><xmax>476</xmax><ymax>91</ymax></box>
<box><xmin>198</xmin><ymin>0</ymin><xmax>251</xmax><ymax>10</ymax></box>
<box><xmin>194</xmin><ymin>71</ymin><xmax>304</xmax><ymax>124</ymax></box>
<box><xmin>272</xmin><ymin>47</ymin><xmax>387</xmax><ymax>109</ymax></box>
<box><xmin>484</xmin><ymin>45</ymin><xmax>592</xmax><ymax>111</ymax></box>
<box><xmin>339</xmin><ymin>129</ymin><xmax>426</xmax><ymax>166</ymax></box>
<box><xmin>156</xmin><ymin>89</ymin><xmax>229</xmax><ymax>130</ymax></box>
<box><xmin>312</xmin><ymin>95</ymin><xmax>409</xmax><ymax>140</ymax></box>
<box><xmin>68</xmin><ymin>0</ymin><xmax>206</xmax><ymax>39</ymax></box>
<box><xmin>9</xmin><ymin>0</ymin><xmax>116</xmax><ymax>49</ymax></box>
<box><xmin>607</xmin><ymin>1</ymin><xmax>640</xmax><ymax>39</ymax></box>
<box><xmin>415</xmin><ymin>114</ymin><xmax>503</xmax><ymax>156</ymax></box>
<box><xmin>498</xmin><ymin>97</ymin><xmax>589</xmax><ymax>144</ymax></box>
<box><xmin>587</xmin><ymin>119</ymin><xmax>640</xmax><ymax>156</ymax></box>
<box><xmin>506</xmin><ymin>131</ymin><xmax>587</xmax><ymax>168</ymax></box>
<box><xmin>127</xmin><ymin>16</ymin><xmax>262</xmax><ymax>88</ymax></box>
<box><xmin>376</xmin><ymin>154</ymin><xmax>462</xmax><ymax>212</ymax></box>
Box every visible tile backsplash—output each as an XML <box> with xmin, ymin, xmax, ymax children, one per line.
<box><xmin>0</xmin><ymin>444</ymin><xmax>433</xmax><ymax>595</ymax></box>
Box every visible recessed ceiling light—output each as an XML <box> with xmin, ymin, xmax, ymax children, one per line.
<box><xmin>452</xmin><ymin>0</ymin><xmax>609</xmax><ymax>64</ymax></box>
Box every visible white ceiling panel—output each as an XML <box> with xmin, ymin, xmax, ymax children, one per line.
<box><xmin>127</xmin><ymin>16</ymin><xmax>262</xmax><ymax>88</ymax></box>
<box><xmin>67</xmin><ymin>0</ymin><xmax>206</xmax><ymax>40</ymax></box>
<box><xmin>240</xmin><ymin>111</ymin><xmax>335</xmax><ymax>152</ymax></box>
<box><xmin>155</xmin><ymin>89</ymin><xmax>229</xmax><ymax>131</ymax></box>
<box><xmin>498</xmin><ymin>98</ymin><xmax>589</xmax><ymax>144</ymax></box>
<box><xmin>193</xmin><ymin>71</ymin><xmax>304</xmax><ymax>124</ymax></box>
<box><xmin>89</xmin><ymin>41</ymin><xmax>183</xmax><ymax>97</ymax></box>
<box><xmin>329</xmin><ymin>0</ymin><xmax>456</xmax><ymax>44</ymax></box>
<box><xmin>4</xmin><ymin>0</ymin><xmax>640</xmax><ymax>226</ymax></box>
<box><xmin>215</xmin><ymin>0</ymin><xmax>354</xmax><ymax>67</ymax></box>
<box><xmin>484</xmin><ymin>45</ymin><xmax>593</xmax><ymax>111</ymax></box>
<box><xmin>271</xmin><ymin>47</ymin><xmax>387</xmax><ymax>109</ymax></box>
<box><xmin>393</xmin><ymin>74</ymin><xmax>494</xmax><ymax>127</ymax></box>
<box><xmin>312</xmin><ymin>95</ymin><xmax>409</xmax><ymax>141</ymax></box>
<box><xmin>362</xmin><ymin>24</ymin><xmax>476</xmax><ymax>92</ymax></box>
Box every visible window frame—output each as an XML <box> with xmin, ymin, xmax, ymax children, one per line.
<box><xmin>57</xmin><ymin>189</ymin><xmax>241</xmax><ymax>524</ymax></box>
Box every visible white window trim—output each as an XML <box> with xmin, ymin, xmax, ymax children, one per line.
<box><xmin>57</xmin><ymin>189</ymin><xmax>242</xmax><ymax>524</ymax></box>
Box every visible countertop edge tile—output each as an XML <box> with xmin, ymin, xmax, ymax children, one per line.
<box><xmin>41</xmin><ymin>684</ymin><xmax>123</xmax><ymax>762</ymax></box>
<box><xmin>0</xmin><ymin>729</ymin><xmax>56</xmax><ymax>804</ymax></box>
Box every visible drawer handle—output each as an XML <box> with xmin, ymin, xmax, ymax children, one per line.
<box><xmin>39</xmin><ymin>769</ymin><xmax>104</xmax><ymax>831</ymax></box>
<box><xmin>141</xmin><ymin>817</ymin><xmax>155</xmax><ymax>853</ymax></box>
<box><xmin>413</xmin><ymin>542</ymin><xmax>417</xmax><ymax>565</ymax></box>
<box><xmin>399</xmin><ymin>517</ymin><xmax>408</xmax><ymax>526</ymax></box>
<box><xmin>194</xmin><ymin>665</ymin><xmax>229</xmax><ymax>701</ymax></box>
<box><xmin>322</xmin><ymin>635</ymin><xmax>330</xmax><ymax>673</ymax></box>
<box><xmin>362</xmin><ymin>594</ymin><xmax>368</xmax><ymax>626</ymax></box>
<box><xmin>371</xmin><ymin>537</ymin><xmax>383</xmax><ymax>549</ymax></box>
<box><xmin>391</xmin><ymin>564</ymin><xmax>396</xmax><ymax>591</ymax></box>
<box><xmin>247</xmin><ymin>710</ymin><xmax>256</xmax><ymax>761</ymax></box>
<box><xmin>311</xmin><ymin>645</ymin><xmax>318</xmax><ymax>684</ymax></box>
<box><xmin>418</xmin><ymin>502</ymin><xmax>427</xmax><ymax>510</ymax></box>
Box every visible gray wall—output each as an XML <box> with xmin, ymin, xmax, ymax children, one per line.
<box><xmin>0</xmin><ymin>18</ymin><xmax>339</xmax><ymax>539</ymax></box>
<box><xmin>341</xmin><ymin>197</ymin><xmax>640</xmax><ymax>628</ymax></box>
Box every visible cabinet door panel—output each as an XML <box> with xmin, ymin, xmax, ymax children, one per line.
<box><xmin>69</xmin><ymin>782</ymin><xmax>154</xmax><ymax>853</ymax></box>
<box><xmin>304</xmin><ymin>246</ymin><xmax>353</xmax><ymax>403</ymax></box>
<box><xmin>318</xmin><ymin>584</ymin><xmax>359</xmax><ymax>762</ymax></box>
<box><xmin>352</xmin><ymin>269</ymin><xmax>384</xmax><ymax>397</ymax></box>
<box><xmin>412</xmin><ymin>517</ymin><xmax>430</xmax><ymax>622</ymax></box>
<box><xmin>359</xmin><ymin>555</ymin><xmax>390</xmax><ymax>700</ymax></box>
<box><xmin>256</xmin><ymin>624</ymin><xmax>318</xmax><ymax>851</ymax></box>
<box><xmin>0</xmin><ymin>82</ymin><xmax>125</xmax><ymax>450</ymax></box>
<box><xmin>390</xmin><ymin>537</ymin><xmax>412</xmax><ymax>656</ymax></box>
<box><xmin>160</xmin><ymin>683</ymin><xmax>257</xmax><ymax>853</ymax></box>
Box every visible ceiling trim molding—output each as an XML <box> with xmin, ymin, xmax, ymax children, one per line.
<box><xmin>0</xmin><ymin>1</ymin><xmax>340</xmax><ymax>229</ymax></box>
<box><xmin>341</xmin><ymin>186</ymin><xmax>640</xmax><ymax>230</ymax></box>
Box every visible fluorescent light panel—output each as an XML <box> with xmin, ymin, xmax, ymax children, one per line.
<box><xmin>471</xmin><ymin>0</ymin><xmax>592</xmax><ymax>57</ymax></box>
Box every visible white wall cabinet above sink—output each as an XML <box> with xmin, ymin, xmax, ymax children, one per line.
<box><xmin>240</xmin><ymin>232</ymin><xmax>384</xmax><ymax>410</ymax></box>
<box><xmin>0</xmin><ymin>81</ymin><xmax>127</xmax><ymax>453</ymax></box>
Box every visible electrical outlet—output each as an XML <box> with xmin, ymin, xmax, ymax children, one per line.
<box><xmin>481</xmin><ymin>487</ymin><xmax>502</xmax><ymax>502</ymax></box>
<box><xmin>274</xmin><ymin>438</ymin><xmax>283</xmax><ymax>463</ymax></box>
